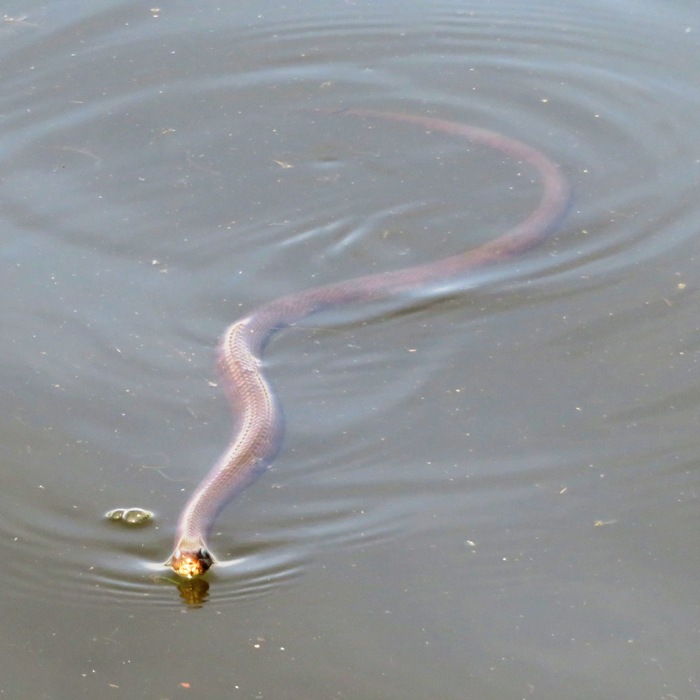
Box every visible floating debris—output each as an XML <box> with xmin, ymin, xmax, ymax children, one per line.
<box><xmin>106</xmin><ymin>507</ymin><xmax>154</xmax><ymax>525</ymax></box>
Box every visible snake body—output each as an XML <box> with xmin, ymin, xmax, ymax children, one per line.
<box><xmin>168</xmin><ymin>110</ymin><xmax>571</xmax><ymax>578</ymax></box>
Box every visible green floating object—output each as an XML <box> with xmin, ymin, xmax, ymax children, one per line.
<box><xmin>106</xmin><ymin>507</ymin><xmax>154</xmax><ymax>525</ymax></box>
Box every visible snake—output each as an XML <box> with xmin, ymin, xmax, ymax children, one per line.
<box><xmin>168</xmin><ymin>109</ymin><xmax>571</xmax><ymax>578</ymax></box>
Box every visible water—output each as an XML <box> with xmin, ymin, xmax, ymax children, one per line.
<box><xmin>2</xmin><ymin>0</ymin><xmax>700</xmax><ymax>696</ymax></box>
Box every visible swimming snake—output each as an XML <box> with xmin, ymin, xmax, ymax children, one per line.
<box><xmin>168</xmin><ymin>109</ymin><xmax>571</xmax><ymax>578</ymax></box>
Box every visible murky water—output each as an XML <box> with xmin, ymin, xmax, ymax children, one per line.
<box><xmin>2</xmin><ymin>0</ymin><xmax>700</xmax><ymax>696</ymax></box>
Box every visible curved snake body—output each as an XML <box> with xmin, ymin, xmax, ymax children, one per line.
<box><xmin>168</xmin><ymin>110</ymin><xmax>571</xmax><ymax>578</ymax></box>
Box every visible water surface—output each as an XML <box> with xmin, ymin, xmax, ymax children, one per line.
<box><xmin>2</xmin><ymin>0</ymin><xmax>700</xmax><ymax>697</ymax></box>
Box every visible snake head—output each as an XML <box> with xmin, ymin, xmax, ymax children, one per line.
<box><xmin>169</xmin><ymin>547</ymin><xmax>213</xmax><ymax>578</ymax></box>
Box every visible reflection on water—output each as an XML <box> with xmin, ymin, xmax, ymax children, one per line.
<box><xmin>176</xmin><ymin>576</ymin><xmax>210</xmax><ymax>607</ymax></box>
<box><xmin>1</xmin><ymin>0</ymin><xmax>700</xmax><ymax>697</ymax></box>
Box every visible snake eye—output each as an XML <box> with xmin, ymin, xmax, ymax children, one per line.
<box><xmin>197</xmin><ymin>549</ymin><xmax>213</xmax><ymax>572</ymax></box>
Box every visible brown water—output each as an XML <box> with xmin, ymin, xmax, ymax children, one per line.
<box><xmin>2</xmin><ymin>0</ymin><xmax>700</xmax><ymax>697</ymax></box>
